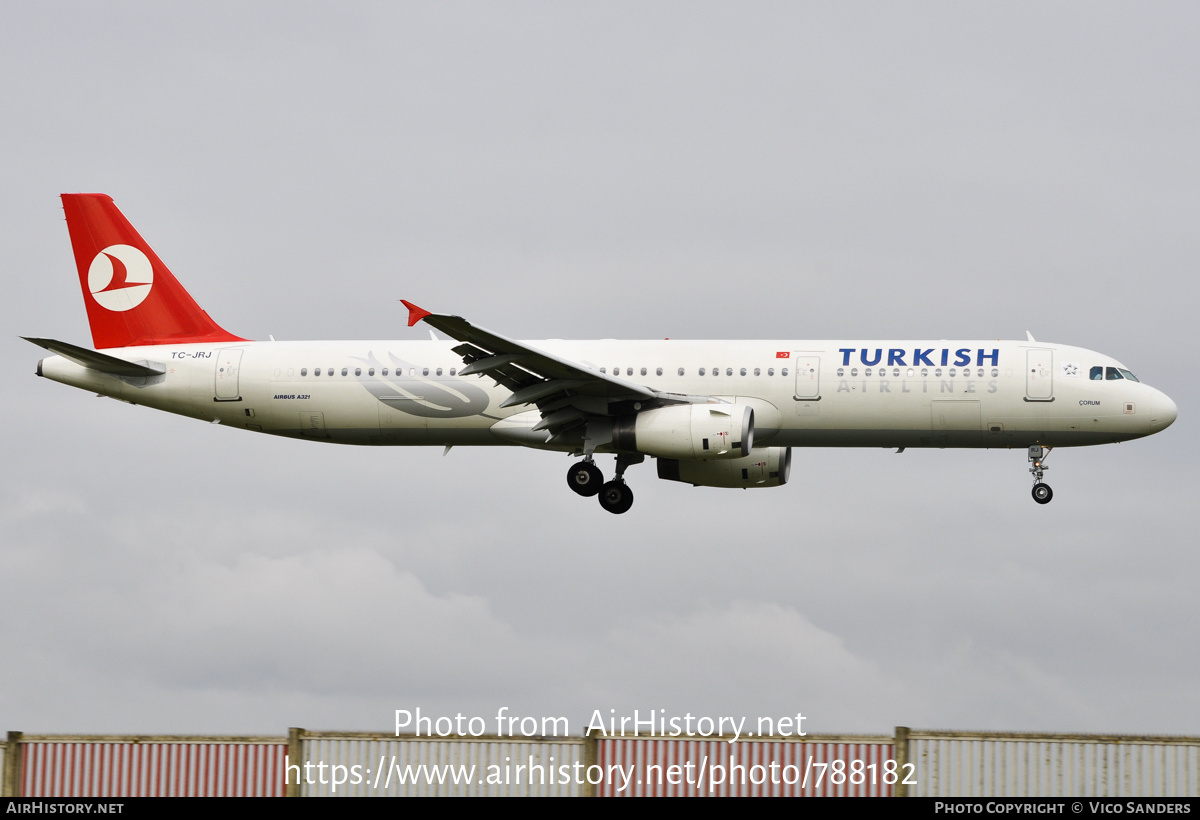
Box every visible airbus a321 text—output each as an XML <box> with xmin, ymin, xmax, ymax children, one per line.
<box><xmin>29</xmin><ymin>194</ymin><xmax>1177</xmax><ymax>513</ymax></box>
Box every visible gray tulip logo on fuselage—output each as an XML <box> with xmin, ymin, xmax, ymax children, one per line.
<box><xmin>358</xmin><ymin>352</ymin><xmax>492</xmax><ymax>418</ymax></box>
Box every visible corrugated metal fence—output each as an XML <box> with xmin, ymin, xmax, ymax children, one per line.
<box><xmin>3</xmin><ymin>728</ymin><xmax>1198</xmax><ymax>796</ymax></box>
<box><xmin>905</xmin><ymin>729</ymin><xmax>1200</xmax><ymax>797</ymax></box>
<box><xmin>596</xmin><ymin>735</ymin><xmax>894</xmax><ymax>796</ymax></box>
<box><xmin>3</xmin><ymin>732</ymin><xmax>287</xmax><ymax>797</ymax></box>
<box><xmin>293</xmin><ymin>730</ymin><xmax>587</xmax><ymax>796</ymax></box>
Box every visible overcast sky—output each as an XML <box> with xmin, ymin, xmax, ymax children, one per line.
<box><xmin>1</xmin><ymin>2</ymin><xmax>1197</xmax><ymax>740</ymax></box>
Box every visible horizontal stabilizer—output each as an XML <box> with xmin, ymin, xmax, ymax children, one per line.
<box><xmin>23</xmin><ymin>337</ymin><xmax>164</xmax><ymax>377</ymax></box>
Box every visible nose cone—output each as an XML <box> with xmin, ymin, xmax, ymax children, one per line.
<box><xmin>1152</xmin><ymin>392</ymin><xmax>1178</xmax><ymax>430</ymax></box>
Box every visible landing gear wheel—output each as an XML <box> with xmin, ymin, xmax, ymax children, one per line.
<box><xmin>598</xmin><ymin>480</ymin><xmax>634</xmax><ymax>514</ymax></box>
<box><xmin>1032</xmin><ymin>483</ymin><xmax>1053</xmax><ymax>505</ymax></box>
<box><xmin>568</xmin><ymin>461</ymin><xmax>604</xmax><ymax>497</ymax></box>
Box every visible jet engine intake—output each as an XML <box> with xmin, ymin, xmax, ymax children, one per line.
<box><xmin>613</xmin><ymin>403</ymin><xmax>753</xmax><ymax>460</ymax></box>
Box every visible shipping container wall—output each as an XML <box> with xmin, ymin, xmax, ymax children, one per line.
<box><xmin>596</xmin><ymin>736</ymin><xmax>895</xmax><ymax>797</ymax></box>
<box><xmin>299</xmin><ymin>734</ymin><xmax>586</xmax><ymax>797</ymax></box>
<box><xmin>909</xmin><ymin>734</ymin><xmax>1200</xmax><ymax>797</ymax></box>
<box><xmin>18</xmin><ymin>740</ymin><xmax>287</xmax><ymax>797</ymax></box>
<box><xmin>7</xmin><ymin>729</ymin><xmax>1200</xmax><ymax>797</ymax></box>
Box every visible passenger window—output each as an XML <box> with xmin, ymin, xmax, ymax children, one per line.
<box><xmin>678</xmin><ymin>368</ymin><xmax>685</xmax><ymax>376</ymax></box>
<box><xmin>436</xmin><ymin>368</ymin><xmax>443</xmax><ymax>376</ymax></box>
<box><xmin>369</xmin><ymin>368</ymin><xmax>375</xmax><ymax>376</ymax></box>
<box><xmin>754</xmin><ymin>368</ymin><xmax>761</xmax><ymax>376</ymax></box>
<box><xmin>641</xmin><ymin>367</ymin><xmax>647</xmax><ymax>376</ymax></box>
<box><xmin>327</xmin><ymin>368</ymin><xmax>334</xmax><ymax>377</ymax></box>
<box><xmin>781</xmin><ymin>368</ymin><xmax>788</xmax><ymax>377</ymax></box>
<box><xmin>768</xmin><ymin>368</ymin><xmax>775</xmax><ymax>376</ymax></box>
<box><xmin>301</xmin><ymin>368</ymin><xmax>308</xmax><ymax>376</ymax></box>
<box><xmin>656</xmin><ymin>367</ymin><xmax>663</xmax><ymax>376</ymax></box>
<box><xmin>342</xmin><ymin>367</ymin><xmax>348</xmax><ymax>376</ymax></box>
<box><xmin>699</xmin><ymin>368</ymin><xmax>706</xmax><ymax>376</ymax></box>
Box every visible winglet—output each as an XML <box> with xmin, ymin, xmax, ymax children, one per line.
<box><xmin>401</xmin><ymin>300</ymin><xmax>432</xmax><ymax>327</ymax></box>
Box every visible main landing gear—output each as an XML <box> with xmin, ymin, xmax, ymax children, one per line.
<box><xmin>1029</xmin><ymin>445</ymin><xmax>1053</xmax><ymax>505</ymax></box>
<box><xmin>567</xmin><ymin>461</ymin><xmax>603</xmax><ymax>497</ymax></box>
<box><xmin>567</xmin><ymin>454</ymin><xmax>644</xmax><ymax>514</ymax></box>
<box><xmin>599</xmin><ymin>479</ymin><xmax>634</xmax><ymax>515</ymax></box>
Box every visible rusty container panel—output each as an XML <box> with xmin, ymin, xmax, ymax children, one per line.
<box><xmin>19</xmin><ymin>741</ymin><xmax>287</xmax><ymax>797</ymax></box>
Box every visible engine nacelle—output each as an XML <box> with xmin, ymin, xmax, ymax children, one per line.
<box><xmin>657</xmin><ymin>447</ymin><xmax>791</xmax><ymax>488</ymax></box>
<box><xmin>613</xmin><ymin>403</ymin><xmax>753</xmax><ymax>460</ymax></box>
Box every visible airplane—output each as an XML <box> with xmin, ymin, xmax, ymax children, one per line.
<box><xmin>27</xmin><ymin>194</ymin><xmax>1178</xmax><ymax>514</ymax></box>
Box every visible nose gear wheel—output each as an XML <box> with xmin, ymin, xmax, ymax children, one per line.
<box><xmin>1028</xmin><ymin>445</ymin><xmax>1054</xmax><ymax>505</ymax></box>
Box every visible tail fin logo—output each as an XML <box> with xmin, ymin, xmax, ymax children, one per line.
<box><xmin>88</xmin><ymin>244</ymin><xmax>153</xmax><ymax>311</ymax></box>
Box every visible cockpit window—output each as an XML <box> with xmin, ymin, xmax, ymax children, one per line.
<box><xmin>1119</xmin><ymin>369</ymin><xmax>1140</xmax><ymax>382</ymax></box>
<box><xmin>1106</xmin><ymin>367</ymin><xmax>1124</xmax><ymax>380</ymax></box>
<box><xmin>1090</xmin><ymin>366</ymin><xmax>1103</xmax><ymax>380</ymax></box>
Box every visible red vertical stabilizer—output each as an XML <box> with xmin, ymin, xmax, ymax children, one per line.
<box><xmin>61</xmin><ymin>194</ymin><xmax>247</xmax><ymax>348</ymax></box>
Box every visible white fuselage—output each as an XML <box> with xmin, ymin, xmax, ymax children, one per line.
<box><xmin>37</xmin><ymin>338</ymin><xmax>1177</xmax><ymax>452</ymax></box>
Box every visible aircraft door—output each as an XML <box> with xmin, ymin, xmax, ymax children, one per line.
<box><xmin>1026</xmin><ymin>349</ymin><xmax>1054</xmax><ymax>401</ymax></box>
<box><xmin>214</xmin><ymin>348</ymin><xmax>243</xmax><ymax>401</ymax></box>
<box><xmin>793</xmin><ymin>355</ymin><xmax>821</xmax><ymax>400</ymax></box>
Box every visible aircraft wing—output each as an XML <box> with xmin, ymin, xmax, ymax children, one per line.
<box><xmin>402</xmin><ymin>301</ymin><xmax>674</xmax><ymax>439</ymax></box>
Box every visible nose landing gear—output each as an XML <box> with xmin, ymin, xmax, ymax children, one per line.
<box><xmin>1029</xmin><ymin>445</ymin><xmax>1053</xmax><ymax>505</ymax></box>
